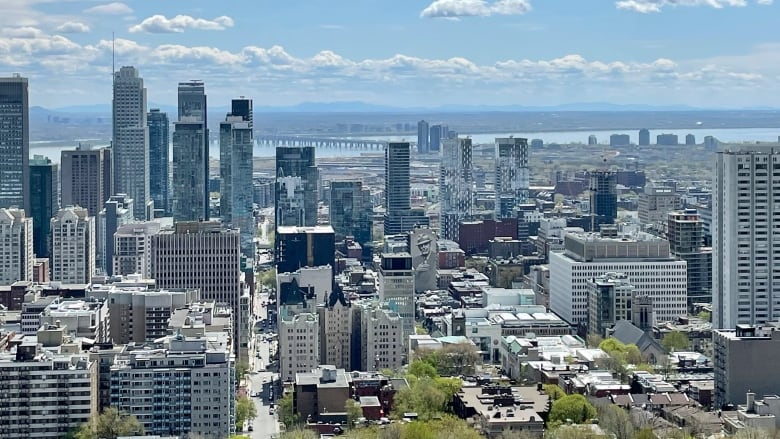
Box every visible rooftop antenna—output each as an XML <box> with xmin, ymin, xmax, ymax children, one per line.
<box><xmin>112</xmin><ymin>31</ymin><xmax>115</xmax><ymax>78</ymax></box>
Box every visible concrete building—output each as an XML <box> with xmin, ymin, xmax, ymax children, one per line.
<box><xmin>0</xmin><ymin>330</ymin><xmax>97</xmax><ymax>439</ymax></box>
<box><xmin>453</xmin><ymin>385</ymin><xmax>547</xmax><ymax>439</ymax></box>
<box><xmin>440</xmin><ymin>137</ymin><xmax>473</xmax><ymax>241</ymax></box>
<box><xmin>378</xmin><ymin>253</ymin><xmax>415</xmax><ymax>346</ymax></box>
<box><xmin>20</xmin><ymin>295</ymin><xmax>58</xmax><ymax>335</ymax></box>
<box><xmin>417</xmin><ymin>120</ymin><xmax>429</xmax><ymax>153</ymax></box>
<box><xmin>549</xmin><ymin>229</ymin><xmax>687</xmax><ymax>327</ymax></box>
<box><xmin>668</xmin><ymin>209</ymin><xmax>712</xmax><ymax>308</ymax></box>
<box><xmin>639</xmin><ymin>128</ymin><xmax>650</xmax><ymax>146</ymax></box>
<box><xmin>147</xmin><ymin>108</ymin><xmax>170</xmax><ymax>216</ymax></box>
<box><xmin>39</xmin><ymin>298</ymin><xmax>110</xmax><ymax>343</ymax></box>
<box><xmin>318</xmin><ymin>289</ymin><xmax>352</xmax><ymax>371</ymax></box>
<box><xmin>220</xmin><ymin>98</ymin><xmax>254</xmax><ymax>257</ymax></box>
<box><xmin>495</xmin><ymin>137</ymin><xmax>530</xmax><ymax>219</ymax></box>
<box><xmin>714</xmin><ymin>324</ymin><xmax>780</xmax><ymax>408</ymax></box>
<box><xmin>109</xmin><ymin>333</ymin><xmax>234</xmax><ymax>437</ymax></box>
<box><xmin>51</xmin><ymin>207</ymin><xmax>95</xmax><ymax>284</ymax></box>
<box><xmin>330</xmin><ymin>181</ymin><xmax>372</xmax><ymax>258</ymax></box>
<box><xmin>657</xmin><ymin>133</ymin><xmax>679</xmax><ymax>146</ymax></box>
<box><xmin>275</xmin><ymin>146</ymin><xmax>318</xmax><ymax>229</ymax></box>
<box><xmin>279</xmin><ymin>312</ymin><xmax>320</xmax><ymax>382</ymax></box>
<box><xmin>113</xmin><ymin>66</ymin><xmax>149</xmax><ymax>218</ymax></box>
<box><xmin>113</xmin><ymin>221</ymin><xmax>161</xmax><ymax>278</ymax></box>
<box><xmin>587</xmin><ymin>272</ymin><xmax>639</xmax><ymax>337</ymax></box>
<box><xmin>60</xmin><ymin>145</ymin><xmax>112</xmax><ymax>217</ymax></box>
<box><xmin>384</xmin><ymin>142</ymin><xmax>430</xmax><ymax>236</ymax></box>
<box><xmin>638</xmin><ymin>182</ymin><xmax>680</xmax><ymax>230</ymax></box>
<box><xmin>172</xmin><ymin>81</ymin><xmax>209</xmax><ymax>222</ymax></box>
<box><xmin>713</xmin><ymin>145</ymin><xmax>780</xmax><ymax>328</ymax></box>
<box><xmin>97</xmin><ymin>194</ymin><xmax>134</xmax><ymax>276</ymax></box>
<box><xmin>275</xmin><ymin>225</ymin><xmax>335</xmax><ymax>275</ymax></box>
<box><xmin>0</xmin><ymin>75</ymin><xmax>29</xmax><ymax>214</ymax></box>
<box><xmin>589</xmin><ymin>170</ymin><xmax>617</xmax><ymax>225</ymax></box>
<box><xmin>294</xmin><ymin>366</ymin><xmax>351</xmax><ymax>423</ymax></box>
<box><xmin>357</xmin><ymin>303</ymin><xmax>405</xmax><ymax>372</ymax></box>
<box><xmin>277</xmin><ymin>265</ymin><xmax>333</xmax><ymax>311</ymax></box>
<box><xmin>29</xmin><ymin>155</ymin><xmax>58</xmax><ymax>258</ymax></box>
<box><xmin>610</xmin><ymin>134</ymin><xmax>630</xmax><ymax>147</ymax></box>
<box><xmin>0</xmin><ymin>208</ymin><xmax>33</xmax><ymax>285</ymax></box>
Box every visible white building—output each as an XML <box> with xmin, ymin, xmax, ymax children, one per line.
<box><xmin>440</xmin><ymin>137</ymin><xmax>473</xmax><ymax>241</ymax></box>
<box><xmin>279</xmin><ymin>312</ymin><xmax>320</xmax><ymax>382</ymax></box>
<box><xmin>318</xmin><ymin>289</ymin><xmax>352</xmax><ymax>371</ymax></box>
<box><xmin>587</xmin><ymin>272</ymin><xmax>639</xmax><ymax>336</ymax></box>
<box><xmin>109</xmin><ymin>333</ymin><xmax>235</xmax><ymax>438</ymax></box>
<box><xmin>357</xmin><ymin>302</ymin><xmax>405</xmax><ymax>372</ymax></box>
<box><xmin>96</xmin><ymin>194</ymin><xmax>134</xmax><ymax>276</ymax></box>
<box><xmin>0</xmin><ymin>330</ymin><xmax>98</xmax><ymax>439</ymax></box>
<box><xmin>39</xmin><ymin>298</ymin><xmax>110</xmax><ymax>343</ymax></box>
<box><xmin>276</xmin><ymin>265</ymin><xmax>333</xmax><ymax>314</ymax></box>
<box><xmin>495</xmin><ymin>137</ymin><xmax>530</xmax><ymax>219</ymax></box>
<box><xmin>378</xmin><ymin>253</ymin><xmax>415</xmax><ymax>345</ymax></box>
<box><xmin>638</xmin><ymin>182</ymin><xmax>680</xmax><ymax>231</ymax></box>
<box><xmin>549</xmin><ymin>229</ymin><xmax>687</xmax><ymax>327</ymax></box>
<box><xmin>0</xmin><ymin>208</ymin><xmax>33</xmax><ymax>285</ymax></box>
<box><xmin>51</xmin><ymin>206</ymin><xmax>95</xmax><ymax>284</ymax></box>
<box><xmin>714</xmin><ymin>144</ymin><xmax>780</xmax><ymax>328</ymax></box>
<box><xmin>113</xmin><ymin>221</ymin><xmax>160</xmax><ymax>278</ymax></box>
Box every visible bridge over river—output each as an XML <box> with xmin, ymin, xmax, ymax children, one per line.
<box><xmin>256</xmin><ymin>134</ymin><xmax>396</xmax><ymax>150</ymax></box>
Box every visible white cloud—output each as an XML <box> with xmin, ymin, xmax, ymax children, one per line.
<box><xmin>83</xmin><ymin>2</ymin><xmax>133</xmax><ymax>15</ymax></box>
<box><xmin>615</xmin><ymin>0</ymin><xmax>769</xmax><ymax>13</ymax></box>
<box><xmin>2</xmin><ymin>27</ymin><xmax>45</xmax><ymax>38</ymax></box>
<box><xmin>55</xmin><ymin>21</ymin><xmax>90</xmax><ymax>33</ymax></box>
<box><xmin>421</xmin><ymin>0</ymin><xmax>531</xmax><ymax>18</ymax></box>
<box><xmin>129</xmin><ymin>15</ymin><xmax>234</xmax><ymax>33</ymax></box>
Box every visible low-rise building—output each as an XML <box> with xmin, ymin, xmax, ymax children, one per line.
<box><xmin>40</xmin><ymin>298</ymin><xmax>110</xmax><ymax>343</ymax></box>
<box><xmin>724</xmin><ymin>393</ymin><xmax>780</xmax><ymax>433</ymax></box>
<box><xmin>714</xmin><ymin>324</ymin><xmax>780</xmax><ymax>408</ymax></box>
<box><xmin>453</xmin><ymin>385</ymin><xmax>547</xmax><ymax>438</ymax></box>
<box><xmin>294</xmin><ymin>365</ymin><xmax>351</xmax><ymax>423</ymax></box>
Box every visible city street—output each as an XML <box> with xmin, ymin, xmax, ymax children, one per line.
<box><xmin>246</xmin><ymin>288</ymin><xmax>280</xmax><ymax>438</ymax></box>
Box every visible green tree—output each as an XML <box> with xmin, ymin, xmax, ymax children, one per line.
<box><xmin>409</xmin><ymin>360</ymin><xmax>439</xmax><ymax>378</ymax></box>
<box><xmin>599</xmin><ymin>338</ymin><xmax>643</xmax><ymax>365</ymax></box>
<box><xmin>235</xmin><ymin>395</ymin><xmax>257</xmax><ymax>430</ymax></box>
<box><xmin>392</xmin><ymin>376</ymin><xmax>447</xmax><ymax>420</ymax></box>
<box><xmin>661</xmin><ymin>331</ymin><xmax>690</xmax><ymax>353</ymax></box>
<box><xmin>597</xmin><ymin>404</ymin><xmax>634</xmax><ymax>439</ymax></box>
<box><xmin>549</xmin><ymin>394</ymin><xmax>597</xmax><ymax>425</ymax></box>
<box><xmin>71</xmin><ymin>408</ymin><xmax>144</xmax><ymax>439</ymax></box>
<box><xmin>544</xmin><ymin>384</ymin><xmax>566</xmax><ymax>401</ymax></box>
<box><xmin>278</xmin><ymin>391</ymin><xmax>300</xmax><ymax>428</ymax></box>
<box><xmin>697</xmin><ymin>310</ymin><xmax>711</xmax><ymax>322</ymax></box>
<box><xmin>345</xmin><ymin>398</ymin><xmax>363</xmax><ymax>427</ymax></box>
<box><xmin>633</xmin><ymin>428</ymin><xmax>658</xmax><ymax>439</ymax></box>
<box><xmin>236</xmin><ymin>361</ymin><xmax>250</xmax><ymax>383</ymax></box>
<box><xmin>261</xmin><ymin>268</ymin><xmax>277</xmax><ymax>289</ymax></box>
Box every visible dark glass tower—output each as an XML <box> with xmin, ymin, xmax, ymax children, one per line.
<box><xmin>147</xmin><ymin>109</ymin><xmax>170</xmax><ymax>216</ymax></box>
<box><xmin>0</xmin><ymin>75</ymin><xmax>29</xmax><ymax>214</ymax></box>
<box><xmin>589</xmin><ymin>170</ymin><xmax>617</xmax><ymax>225</ymax></box>
<box><xmin>330</xmin><ymin>181</ymin><xmax>372</xmax><ymax>257</ymax></box>
<box><xmin>275</xmin><ymin>146</ymin><xmax>318</xmax><ymax>229</ymax></box>
<box><xmin>29</xmin><ymin>155</ymin><xmax>58</xmax><ymax>258</ymax></box>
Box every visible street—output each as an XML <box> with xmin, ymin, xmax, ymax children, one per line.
<box><xmin>246</xmin><ymin>288</ymin><xmax>280</xmax><ymax>439</ymax></box>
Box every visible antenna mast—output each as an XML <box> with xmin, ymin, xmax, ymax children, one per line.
<box><xmin>112</xmin><ymin>31</ymin><xmax>115</xmax><ymax>78</ymax></box>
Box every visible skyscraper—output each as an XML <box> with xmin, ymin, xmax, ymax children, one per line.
<box><xmin>0</xmin><ymin>75</ymin><xmax>29</xmax><ymax>214</ymax></box>
<box><xmin>172</xmin><ymin>81</ymin><xmax>209</xmax><ymax>222</ymax></box>
<box><xmin>97</xmin><ymin>194</ymin><xmax>134</xmax><ymax>276</ymax></box>
<box><xmin>220</xmin><ymin>97</ymin><xmax>254</xmax><ymax>257</ymax></box>
<box><xmin>51</xmin><ymin>206</ymin><xmax>96</xmax><ymax>284</ymax></box>
<box><xmin>638</xmin><ymin>128</ymin><xmax>650</xmax><ymax>146</ymax></box>
<box><xmin>495</xmin><ymin>137</ymin><xmax>530</xmax><ymax>219</ymax></box>
<box><xmin>112</xmin><ymin>66</ymin><xmax>149</xmax><ymax>219</ymax></box>
<box><xmin>147</xmin><ymin>108</ymin><xmax>170</xmax><ymax>216</ymax></box>
<box><xmin>429</xmin><ymin>124</ymin><xmax>443</xmax><ymax>152</ymax></box>
<box><xmin>275</xmin><ymin>146</ymin><xmax>318</xmax><ymax>229</ymax></box>
<box><xmin>589</xmin><ymin>170</ymin><xmax>618</xmax><ymax>225</ymax></box>
<box><xmin>383</xmin><ymin>142</ymin><xmax>429</xmax><ymax>236</ymax></box>
<box><xmin>330</xmin><ymin>181</ymin><xmax>372</xmax><ymax>255</ymax></box>
<box><xmin>61</xmin><ymin>145</ymin><xmax>112</xmax><ymax>216</ymax></box>
<box><xmin>0</xmin><ymin>208</ymin><xmax>33</xmax><ymax>285</ymax></box>
<box><xmin>29</xmin><ymin>155</ymin><xmax>58</xmax><ymax>258</ymax></box>
<box><xmin>417</xmin><ymin>120</ymin><xmax>429</xmax><ymax>154</ymax></box>
<box><xmin>668</xmin><ymin>209</ymin><xmax>712</xmax><ymax>309</ymax></box>
<box><xmin>713</xmin><ymin>145</ymin><xmax>780</xmax><ymax>328</ymax></box>
<box><xmin>440</xmin><ymin>137</ymin><xmax>473</xmax><ymax>241</ymax></box>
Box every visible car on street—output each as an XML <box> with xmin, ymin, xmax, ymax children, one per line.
<box><xmin>269</xmin><ymin>408</ymin><xmax>275</xmax><ymax>415</ymax></box>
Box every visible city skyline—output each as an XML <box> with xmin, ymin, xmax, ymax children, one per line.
<box><xmin>0</xmin><ymin>1</ymin><xmax>777</xmax><ymax>108</ymax></box>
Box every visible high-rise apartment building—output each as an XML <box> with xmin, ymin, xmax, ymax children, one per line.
<box><xmin>112</xmin><ymin>66</ymin><xmax>149</xmax><ymax>218</ymax></box>
<box><xmin>378</xmin><ymin>253</ymin><xmax>415</xmax><ymax>350</ymax></box>
<box><xmin>638</xmin><ymin>182</ymin><xmax>680</xmax><ymax>230</ymax></box>
<box><xmin>429</xmin><ymin>124</ymin><xmax>443</xmax><ymax>152</ymax></box>
<box><xmin>50</xmin><ymin>206</ymin><xmax>95</xmax><ymax>284</ymax></box>
<box><xmin>220</xmin><ymin>98</ymin><xmax>254</xmax><ymax>257</ymax></box>
<box><xmin>713</xmin><ymin>325</ymin><xmax>780</xmax><ymax>408</ymax></box>
<box><xmin>113</xmin><ymin>221</ymin><xmax>160</xmax><ymax>278</ymax></box>
<box><xmin>97</xmin><ymin>194</ymin><xmax>134</xmax><ymax>276</ymax></box>
<box><xmin>29</xmin><ymin>155</ymin><xmax>58</xmax><ymax>258</ymax></box>
<box><xmin>440</xmin><ymin>137</ymin><xmax>473</xmax><ymax>241</ymax></box>
<box><xmin>587</xmin><ymin>272</ymin><xmax>637</xmax><ymax>337</ymax></box>
<box><xmin>713</xmin><ymin>145</ymin><xmax>780</xmax><ymax>328</ymax></box>
<box><xmin>638</xmin><ymin>128</ymin><xmax>650</xmax><ymax>146</ymax></box>
<box><xmin>589</xmin><ymin>170</ymin><xmax>618</xmax><ymax>225</ymax></box>
<box><xmin>275</xmin><ymin>146</ymin><xmax>318</xmax><ymax>229</ymax></box>
<box><xmin>383</xmin><ymin>142</ymin><xmax>429</xmax><ymax>235</ymax></box>
<box><xmin>318</xmin><ymin>289</ymin><xmax>352</xmax><ymax>371</ymax></box>
<box><xmin>354</xmin><ymin>301</ymin><xmax>405</xmax><ymax>372</ymax></box>
<box><xmin>668</xmin><ymin>209</ymin><xmax>712</xmax><ymax>309</ymax></box>
<box><xmin>61</xmin><ymin>145</ymin><xmax>112</xmax><ymax>216</ymax></box>
<box><xmin>0</xmin><ymin>208</ymin><xmax>33</xmax><ymax>285</ymax></box>
<box><xmin>275</xmin><ymin>225</ymin><xmax>335</xmax><ymax>275</ymax></box>
<box><xmin>330</xmin><ymin>181</ymin><xmax>372</xmax><ymax>254</ymax></box>
<box><xmin>495</xmin><ymin>137</ymin><xmax>530</xmax><ymax>219</ymax></box>
<box><xmin>0</xmin><ymin>75</ymin><xmax>29</xmax><ymax>214</ymax></box>
<box><xmin>417</xmin><ymin>120</ymin><xmax>429</xmax><ymax>154</ymax></box>
<box><xmin>172</xmin><ymin>81</ymin><xmax>209</xmax><ymax>222</ymax></box>
<box><xmin>147</xmin><ymin>108</ymin><xmax>169</xmax><ymax>216</ymax></box>
<box><xmin>279</xmin><ymin>312</ymin><xmax>320</xmax><ymax>382</ymax></box>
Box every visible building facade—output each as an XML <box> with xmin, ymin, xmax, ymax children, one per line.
<box><xmin>0</xmin><ymin>75</ymin><xmax>29</xmax><ymax>214</ymax></box>
<box><xmin>378</xmin><ymin>253</ymin><xmax>415</xmax><ymax>348</ymax></box>
<box><xmin>219</xmin><ymin>98</ymin><xmax>254</xmax><ymax>257</ymax></box>
<box><xmin>29</xmin><ymin>155</ymin><xmax>58</xmax><ymax>258</ymax></box>
<box><xmin>147</xmin><ymin>108</ymin><xmax>170</xmax><ymax>216</ymax></box>
<box><xmin>440</xmin><ymin>137</ymin><xmax>473</xmax><ymax>241</ymax></box>
<box><xmin>279</xmin><ymin>312</ymin><xmax>320</xmax><ymax>382</ymax></box>
<box><xmin>275</xmin><ymin>146</ymin><xmax>318</xmax><ymax>229</ymax></box>
<box><xmin>638</xmin><ymin>182</ymin><xmax>680</xmax><ymax>230</ymax></box>
<box><xmin>330</xmin><ymin>181</ymin><xmax>372</xmax><ymax>255</ymax></box>
<box><xmin>417</xmin><ymin>120</ymin><xmax>429</xmax><ymax>153</ymax></box>
<box><xmin>97</xmin><ymin>194</ymin><xmax>134</xmax><ymax>276</ymax></box>
<box><xmin>112</xmin><ymin>66</ymin><xmax>149</xmax><ymax>218</ymax></box>
<box><xmin>275</xmin><ymin>225</ymin><xmax>335</xmax><ymax>275</ymax></box>
<box><xmin>587</xmin><ymin>272</ymin><xmax>637</xmax><ymax>337</ymax></box>
<box><xmin>495</xmin><ymin>137</ymin><xmax>530</xmax><ymax>219</ymax></box>
<box><xmin>50</xmin><ymin>207</ymin><xmax>95</xmax><ymax>284</ymax></box>
<box><xmin>0</xmin><ymin>208</ymin><xmax>33</xmax><ymax>285</ymax></box>
<box><xmin>668</xmin><ymin>209</ymin><xmax>712</xmax><ymax>308</ymax></box>
<box><xmin>358</xmin><ymin>303</ymin><xmax>405</xmax><ymax>372</ymax></box>
<box><xmin>589</xmin><ymin>170</ymin><xmax>617</xmax><ymax>225</ymax></box>
<box><xmin>714</xmin><ymin>325</ymin><xmax>780</xmax><ymax>408</ymax></box>
<box><xmin>113</xmin><ymin>221</ymin><xmax>160</xmax><ymax>278</ymax></box>
<box><xmin>60</xmin><ymin>145</ymin><xmax>112</xmax><ymax>217</ymax></box>
<box><xmin>172</xmin><ymin>81</ymin><xmax>209</xmax><ymax>222</ymax></box>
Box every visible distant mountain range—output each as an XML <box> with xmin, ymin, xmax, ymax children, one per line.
<box><xmin>36</xmin><ymin>101</ymin><xmax>780</xmax><ymax>115</ymax></box>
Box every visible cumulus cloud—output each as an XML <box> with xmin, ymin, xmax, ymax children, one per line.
<box><xmin>615</xmin><ymin>0</ymin><xmax>769</xmax><ymax>13</ymax></box>
<box><xmin>421</xmin><ymin>0</ymin><xmax>531</xmax><ymax>18</ymax></box>
<box><xmin>55</xmin><ymin>22</ymin><xmax>90</xmax><ymax>33</ymax></box>
<box><xmin>2</xmin><ymin>27</ymin><xmax>45</xmax><ymax>38</ymax></box>
<box><xmin>84</xmin><ymin>2</ymin><xmax>133</xmax><ymax>15</ymax></box>
<box><xmin>129</xmin><ymin>15</ymin><xmax>234</xmax><ymax>33</ymax></box>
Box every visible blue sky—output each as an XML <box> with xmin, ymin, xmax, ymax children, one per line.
<box><xmin>2</xmin><ymin>0</ymin><xmax>778</xmax><ymax>108</ymax></box>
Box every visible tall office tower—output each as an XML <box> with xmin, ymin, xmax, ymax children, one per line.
<box><xmin>378</xmin><ymin>252</ymin><xmax>415</xmax><ymax>351</ymax></box>
<box><xmin>0</xmin><ymin>75</ymin><xmax>29</xmax><ymax>214</ymax></box>
<box><xmin>275</xmin><ymin>146</ymin><xmax>318</xmax><ymax>229</ymax></box>
<box><xmin>638</xmin><ymin>181</ymin><xmax>680</xmax><ymax>231</ymax></box>
<box><xmin>172</xmin><ymin>81</ymin><xmax>209</xmax><ymax>222</ymax></box>
<box><xmin>61</xmin><ymin>145</ymin><xmax>112</xmax><ymax>216</ymax></box>
<box><xmin>220</xmin><ymin>98</ymin><xmax>254</xmax><ymax>257</ymax></box>
<box><xmin>51</xmin><ymin>206</ymin><xmax>96</xmax><ymax>284</ymax></box>
<box><xmin>429</xmin><ymin>124</ymin><xmax>443</xmax><ymax>152</ymax></box>
<box><xmin>549</xmin><ymin>229</ymin><xmax>687</xmax><ymax>327</ymax></box>
<box><xmin>713</xmin><ymin>145</ymin><xmax>780</xmax><ymax>328</ymax></box>
<box><xmin>97</xmin><ymin>194</ymin><xmax>134</xmax><ymax>276</ymax></box>
<box><xmin>589</xmin><ymin>170</ymin><xmax>618</xmax><ymax>225</ymax></box>
<box><xmin>113</xmin><ymin>221</ymin><xmax>160</xmax><ymax>278</ymax></box>
<box><xmin>383</xmin><ymin>142</ymin><xmax>429</xmax><ymax>236</ymax></box>
<box><xmin>178</xmin><ymin>80</ymin><xmax>208</xmax><ymax>124</ymax></box>
<box><xmin>29</xmin><ymin>155</ymin><xmax>58</xmax><ymax>258</ymax></box>
<box><xmin>112</xmin><ymin>66</ymin><xmax>149</xmax><ymax>219</ymax></box>
<box><xmin>0</xmin><ymin>208</ymin><xmax>33</xmax><ymax>285</ymax></box>
<box><xmin>275</xmin><ymin>225</ymin><xmax>335</xmax><ymax>274</ymax></box>
<box><xmin>440</xmin><ymin>137</ymin><xmax>473</xmax><ymax>241</ymax></box>
<box><xmin>147</xmin><ymin>109</ymin><xmax>169</xmax><ymax>216</ymax></box>
<box><xmin>495</xmin><ymin>137</ymin><xmax>530</xmax><ymax>219</ymax></box>
<box><xmin>330</xmin><ymin>181</ymin><xmax>372</xmax><ymax>254</ymax></box>
<box><xmin>151</xmin><ymin>221</ymin><xmax>249</xmax><ymax>360</ymax></box>
<box><xmin>417</xmin><ymin>120</ymin><xmax>429</xmax><ymax>153</ymax></box>
<box><xmin>638</xmin><ymin>128</ymin><xmax>650</xmax><ymax>146</ymax></box>
<box><xmin>668</xmin><ymin>209</ymin><xmax>712</xmax><ymax>309</ymax></box>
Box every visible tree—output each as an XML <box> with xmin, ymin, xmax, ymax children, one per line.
<box><xmin>414</xmin><ymin>343</ymin><xmax>481</xmax><ymax>376</ymax></box>
<box><xmin>261</xmin><ymin>268</ymin><xmax>277</xmax><ymax>289</ymax></box>
<box><xmin>633</xmin><ymin>428</ymin><xmax>658</xmax><ymax>439</ymax></box>
<box><xmin>599</xmin><ymin>338</ymin><xmax>643</xmax><ymax>365</ymax></box>
<box><xmin>587</xmin><ymin>333</ymin><xmax>604</xmax><ymax>348</ymax></box>
<box><xmin>597</xmin><ymin>404</ymin><xmax>634</xmax><ymax>439</ymax></box>
<box><xmin>697</xmin><ymin>310</ymin><xmax>711</xmax><ymax>322</ymax></box>
<box><xmin>236</xmin><ymin>361</ymin><xmax>250</xmax><ymax>383</ymax></box>
<box><xmin>549</xmin><ymin>394</ymin><xmax>597</xmax><ymax>425</ymax></box>
<box><xmin>278</xmin><ymin>391</ymin><xmax>300</xmax><ymax>428</ymax></box>
<box><xmin>71</xmin><ymin>408</ymin><xmax>144</xmax><ymax>439</ymax></box>
<box><xmin>661</xmin><ymin>331</ymin><xmax>690</xmax><ymax>353</ymax></box>
<box><xmin>409</xmin><ymin>360</ymin><xmax>439</xmax><ymax>379</ymax></box>
<box><xmin>235</xmin><ymin>395</ymin><xmax>257</xmax><ymax>430</ymax></box>
<box><xmin>392</xmin><ymin>376</ymin><xmax>446</xmax><ymax>420</ymax></box>
<box><xmin>544</xmin><ymin>384</ymin><xmax>566</xmax><ymax>401</ymax></box>
<box><xmin>345</xmin><ymin>398</ymin><xmax>363</xmax><ymax>427</ymax></box>
<box><xmin>280</xmin><ymin>429</ymin><xmax>319</xmax><ymax>439</ymax></box>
